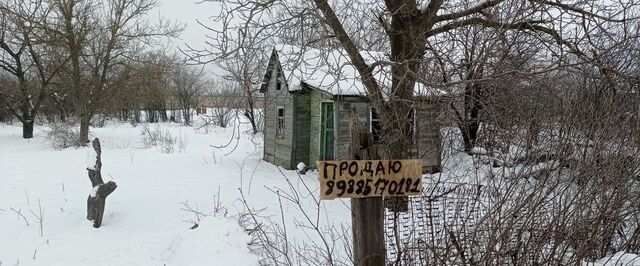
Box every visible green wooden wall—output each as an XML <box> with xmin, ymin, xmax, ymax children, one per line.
<box><xmin>292</xmin><ymin>92</ymin><xmax>311</xmax><ymax>167</ymax></box>
<box><xmin>307</xmin><ymin>87</ymin><xmax>334</xmax><ymax>168</ymax></box>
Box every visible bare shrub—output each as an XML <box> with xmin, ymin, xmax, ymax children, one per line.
<box><xmin>129</xmin><ymin>117</ymin><xmax>139</xmax><ymax>127</ymax></box>
<box><xmin>238</xmin><ymin>169</ymin><xmax>352</xmax><ymax>266</ymax></box>
<box><xmin>140</xmin><ymin>123</ymin><xmax>176</xmax><ymax>153</ymax></box>
<box><xmin>381</xmin><ymin>67</ymin><xmax>640</xmax><ymax>265</ymax></box>
<box><xmin>206</xmin><ymin>84</ymin><xmax>240</xmax><ymax>128</ymax></box>
<box><xmin>180</xmin><ymin>188</ymin><xmax>229</xmax><ymax>229</ymax></box>
<box><xmin>211</xmin><ymin>107</ymin><xmax>236</xmax><ymax>128</ymax></box>
<box><xmin>46</xmin><ymin>120</ymin><xmax>81</xmax><ymax>149</ymax></box>
<box><xmin>90</xmin><ymin>114</ymin><xmax>108</xmax><ymax>128</ymax></box>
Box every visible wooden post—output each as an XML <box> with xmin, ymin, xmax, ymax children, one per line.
<box><xmin>347</xmin><ymin>109</ymin><xmax>386</xmax><ymax>266</ymax></box>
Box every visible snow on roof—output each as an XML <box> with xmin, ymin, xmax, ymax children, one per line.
<box><xmin>273</xmin><ymin>44</ymin><xmax>446</xmax><ymax>97</ymax></box>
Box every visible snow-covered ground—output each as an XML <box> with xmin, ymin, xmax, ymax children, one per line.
<box><xmin>1</xmin><ymin>117</ymin><xmax>638</xmax><ymax>265</ymax></box>
<box><xmin>0</xmin><ymin>118</ymin><xmax>351</xmax><ymax>265</ymax></box>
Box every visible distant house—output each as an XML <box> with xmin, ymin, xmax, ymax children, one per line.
<box><xmin>260</xmin><ymin>45</ymin><xmax>442</xmax><ymax>173</ymax></box>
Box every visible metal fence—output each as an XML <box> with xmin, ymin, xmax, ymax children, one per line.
<box><xmin>384</xmin><ymin>182</ymin><xmax>501</xmax><ymax>265</ymax></box>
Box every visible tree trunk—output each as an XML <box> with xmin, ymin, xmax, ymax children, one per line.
<box><xmin>347</xmin><ymin>109</ymin><xmax>386</xmax><ymax>266</ymax></box>
<box><xmin>244</xmin><ymin>108</ymin><xmax>258</xmax><ymax>134</ymax></box>
<box><xmin>380</xmin><ymin>99</ymin><xmax>414</xmax><ymax>213</ymax></box>
<box><xmin>79</xmin><ymin>114</ymin><xmax>91</xmax><ymax>144</ymax></box>
<box><xmin>352</xmin><ymin>198</ymin><xmax>385</xmax><ymax>266</ymax></box>
<box><xmin>20</xmin><ymin>96</ymin><xmax>36</xmax><ymax>139</ymax></box>
<box><xmin>22</xmin><ymin>119</ymin><xmax>34</xmax><ymax>139</ymax></box>
<box><xmin>460</xmin><ymin>70</ymin><xmax>484</xmax><ymax>153</ymax></box>
<box><xmin>169</xmin><ymin>110</ymin><xmax>176</xmax><ymax>122</ymax></box>
<box><xmin>460</xmin><ymin>120</ymin><xmax>479</xmax><ymax>153</ymax></box>
<box><xmin>147</xmin><ymin>109</ymin><xmax>157</xmax><ymax>123</ymax></box>
<box><xmin>160</xmin><ymin>105</ymin><xmax>168</xmax><ymax>122</ymax></box>
<box><xmin>182</xmin><ymin>108</ymin><xmax>191</xmax><ymax>126</ymax></box>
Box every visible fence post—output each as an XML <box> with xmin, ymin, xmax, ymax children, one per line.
<box><xmin>347</xmin><ymin>109</ymin><xmax>386</xmax><ymax>266</ymax></box>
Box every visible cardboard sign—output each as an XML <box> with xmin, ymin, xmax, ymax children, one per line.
<box><xmin>317</xmin><ymin>160</ymin><xmax>423</xmax><ymax>200</ymax></box>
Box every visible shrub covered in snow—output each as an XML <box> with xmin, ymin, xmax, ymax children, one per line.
<box><xmin>46</xmin><ymin>120</ymin><xmax>82</xmax><ymax>149</ymax></box>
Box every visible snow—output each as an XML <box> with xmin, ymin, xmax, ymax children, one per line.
<box><xmin>89</xmin><ymin>185</ymin><xmax>100</xmax><ymax>198</ymax></box>
<box><xmin>0</xmin><ymin>117</ymin><xmax>353</xmax><ymax>265</ymax></box>
<box><xmin>2</xmin><ymin>118</ymin><xmax>635</xmax><ymax>265</ymax></box>
<box><xmin>160</xmin><ymin>216</ymin><xmax>257</xmax><ymax>266</ymax></box>
<box><xmin>469</xmin><ymin>146</ymin><xmax>488</xmax><ymax>155</ymax></box>
<box><xmin>296</xmin><ymin>162</ymin><xmax>306</xmax><ymax>172</ymax></box>
<box><xmin>86</xmin><ymin>147</ymin><xmax>98</xmax><ymax>169</ymax></box>
<box><xmin>273</xmin><ymin>44</ymin><xmax>448</xmax><ymax>97</ymax></box>
<box><xmin>590</xmin><ymin>252</ymin><xmax>640</xmax><ymax>265</ymax></box>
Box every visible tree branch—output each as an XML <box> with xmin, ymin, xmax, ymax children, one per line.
<box><xmin>311</xmin><ymin>0</ymin><xmax>387</xmax><ymax>113</ymax></box>
<box><xmin>437</xmin><ymin>0</ymin><xmax>507</xmax><ymax>22</ymax></box>
<box><xmin>310</xmin><ymin>1</ymin><xmax>376</xmax><ymax>91</ymax></box>
<box><xmin>528</xmin><ymin>0</ymin><xmax>629</xmax><ymax>23</ymax></box>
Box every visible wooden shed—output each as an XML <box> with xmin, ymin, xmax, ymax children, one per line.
<box><xmin>260</xmin><ymin>45</ymin><xmax>442</xmax><ymax>173</ymax></box>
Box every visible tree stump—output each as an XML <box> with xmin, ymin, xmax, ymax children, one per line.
<box><xmin>86</xmin><ymin>138</ymin><xmax>117</xmax><ymax>228</ymax></box>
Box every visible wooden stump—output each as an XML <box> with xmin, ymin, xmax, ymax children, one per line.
<box><xmin>86</xmin><ymin>138</ymin><xmax>117</xmax><ymax>228</ymax></box>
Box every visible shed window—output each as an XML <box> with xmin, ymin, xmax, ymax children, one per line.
<box><xmin>370</xmin><ymin>107</ymin><xmax>416</xmax><ymax>143</ymax></box>
<box><xmin>277</xmin><ymin>107</ymin><xmax>285</xmax><ymax>137</ymax></box>
<box><xmin>276</xmin><ymin>74</ymin><xmax>282</xmax><ymax>90</ymax></box>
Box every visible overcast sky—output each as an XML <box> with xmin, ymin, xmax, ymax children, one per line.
<box><xmin>156</xmin><ymin>0</ymin><xmax>217</xmax><ymax>55</ymax></box>
<box><xmin>156</xmin><ymin>0</ymin><xmax>224</xmax><ymax>76</ymax></box>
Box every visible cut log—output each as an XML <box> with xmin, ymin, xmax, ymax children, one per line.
<box><xmin>86</xmin><ymin>138</ymin><xmax>117</xmax><ymax>228</ymax></box>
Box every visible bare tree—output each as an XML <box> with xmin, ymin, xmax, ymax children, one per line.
<box><xmin>218</xmin><ymin>45</ymin><xmax>265</xmax><ymax>134</ymax></box>
<box><xmin>170</xmin><ymin>65</ymin><xmax>204</xmax><ymax>126</ymax></box>
<box><xmin>48</xmin><ymin>0</ymin><xmax>180</xmax><ymax>144</ymax></box>
<box><xmin>206</xmin><ymin>0</ymin><xmax>638</xmax><ymax>156</ymax></box>
<box><xmin>198</xmin><ymin>0</ymin><xmax>640</xmax><ymax>264</ymax></box>
<box><xmin>206</xmin><ymin>81</ymin><xmax>239</xmax><ymax>128</ymax></box>
<box><xmin>0</xmin><ymin>0</ymin><xmax>67</xmax><ymax>138</ymax></box>
<box><xmin>111</xmin><ymin>50</ymin><xmax>177</xmax><ymax>123</ymax></box>
<box><xmin>184</xmin><ymin>15</ymin><xmax>266</xmax><ymax>135</ymax></box>
<box><xmin>138</xmin><ymin>52</ymin><xmax>175</xmax><ymax>123</ymax></box>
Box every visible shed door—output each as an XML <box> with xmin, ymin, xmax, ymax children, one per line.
<box><xmin>320</xmin><ymin>102</ymin><xmax>335</xmax><ymax>160</ymax></box>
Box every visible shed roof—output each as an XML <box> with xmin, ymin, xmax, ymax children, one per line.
<box><xmin>264</xmin><ymin>44</ymin><xmax>447</xmax><ymax>97</ymax></box>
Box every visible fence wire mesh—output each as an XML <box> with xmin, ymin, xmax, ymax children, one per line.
<box><xmin>384</xmin><ymin>182</ymin><xmax>502</xmax><ymax>265</ymax></box>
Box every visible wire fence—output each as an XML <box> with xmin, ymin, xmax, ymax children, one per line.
<box><xmin>384</xmin><ymin>182</ymin><xmax>503</xmax><ymax>265</ymax></box>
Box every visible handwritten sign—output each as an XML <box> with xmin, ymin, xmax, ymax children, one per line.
<box><xmin>317</xmin><ymin>160</ymin><xmax>423</xmax><ymax>200</ymax></box>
